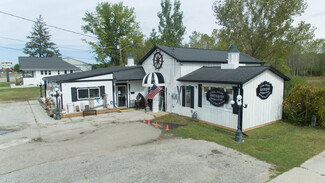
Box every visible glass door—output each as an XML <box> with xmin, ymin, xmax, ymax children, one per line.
<box><xmin>117</xmin><ymin>85</ymin><xmax>127</xmax><ymax>107</ymax></box>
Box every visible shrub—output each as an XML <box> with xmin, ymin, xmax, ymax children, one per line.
<box><xmin>284</xmin><ymin>85</ymin><xmax>325</xmax><ymax>128</ymax></box>
<box><xmin>284</xmin><ymin>75</ymin><xmax>308</xmax><ymax>98</ymax></box>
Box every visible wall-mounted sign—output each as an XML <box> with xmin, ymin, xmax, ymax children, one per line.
<box><xmin>256</xmin><ymin>81</ymin><xmax>273</xmax><ymax>100</ymax></box>
<box><xmin>206</xmin><ymin>88</ymin><xmax>229</xmax><ymax>107</ymax></box>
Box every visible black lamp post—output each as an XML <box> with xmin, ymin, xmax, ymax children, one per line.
<box><xmin>51</xmin><ymin>87</ymin><xmax>62</xmax><ymax>120</ymax></box>
<box><xmin>39</xmin><ymin>82</ymin><xmax>43</xmax><ymax>98</ymax></box>
<box><xmin>231</xmin><ymin>94</ymin><xmax>247</xmax><ymax>142</ymax></box>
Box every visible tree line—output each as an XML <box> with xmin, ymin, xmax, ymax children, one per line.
<box><xmin>23</xmin><ymin>0</ymin><xmax>324</xmax><ymax>76</ymax></box>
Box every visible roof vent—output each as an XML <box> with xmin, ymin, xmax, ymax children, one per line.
<box><xmin>221</xmin><ymin>44</ymin><xmax>245</xmax><ymax>69</ymax></box>
<box><xmin>126</xmin><ymin>54</ymin><xmax>135</xmax><ymax>66</ymax></box>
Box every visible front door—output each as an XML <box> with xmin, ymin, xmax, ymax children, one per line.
<box><xmin>117</xmin><ymin>85</ymin><xmax>127</xmax><ymax>107</ymax></box>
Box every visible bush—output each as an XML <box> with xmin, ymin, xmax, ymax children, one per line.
<box><xmin>284</xmin><ymin>75</ymin><xmax>308</xmax><ymax>98</ymax></box>
<box><xmin>284</xmin><ymin>85</ymin><xmax>325</xmax><ymax>128</ymax></box>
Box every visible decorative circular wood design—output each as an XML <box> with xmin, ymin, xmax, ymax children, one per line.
<box><xmin>153</xmin><ymin>51</ymin><xmax>164</xmax><ymax>70</ymax></box>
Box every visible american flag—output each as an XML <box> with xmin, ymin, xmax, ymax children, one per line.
<box><xmin>146</xmin><ymin>85</ymin><xmax>162</xmax><ymax>99</ymax></box>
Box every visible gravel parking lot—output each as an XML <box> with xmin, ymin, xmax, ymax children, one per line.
<box><xmin>0</xmin><ymin>100</ymin><xmax>272</xmax><ymax>183</ymax></box>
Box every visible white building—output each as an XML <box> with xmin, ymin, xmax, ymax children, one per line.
<box><xmin>43</xmin><ymin>45</ymin><xmax>290</xmax><ymax>131</ymax></box>
<box><xmin>19</xmin><ymin>57</ymin><xmax>80</xmax><ymax>86</ymax></box>
<box><xmin>62</xmin><ymin>57</ymin><xmax>92</xmax><ymax>71</ymax></box>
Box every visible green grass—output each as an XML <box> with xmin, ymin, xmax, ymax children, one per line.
<box><xmin>0</xmin><ymin>82</ymin><xmax>15</xmax><ymax>87</ymax></box>
<box><xmin>154</xmin><ymin>113</ymin><xmax>325</xmax><ymax>175</ymax></box>
<box><xmin>305</xmin><ymin>76</ymin><xmax>325</xmax><ymax>87</ymax></box>
<box><xmin>0</xmin><ymin>87</ymin><xmax>40</xmax><ymax>101</ymax></box>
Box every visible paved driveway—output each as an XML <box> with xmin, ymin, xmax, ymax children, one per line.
<box><xmin>0</xmin><ymin>100</ymin><xmax>272</xmax><ymax>183</ymax></box>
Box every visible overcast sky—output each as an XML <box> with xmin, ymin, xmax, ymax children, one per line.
<box><xmin>0</xmin><ymin>0</ymin><xmax>324</xmax><ymax>65</ymax></box>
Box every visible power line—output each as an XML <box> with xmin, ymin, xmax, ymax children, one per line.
<box><xmin>0</xmin><ymin>10</ymin><xmax>97</xmax><ymax>39</ymax></box>
<box><xmin>0</xmin><ymin>46</ymin><xmax>22</xmax><ymax>51</ymax></box>
<box><xmin>0</xmin><ymin>36</ymin><xmax>91</xmax><ymax>52</ymax></box>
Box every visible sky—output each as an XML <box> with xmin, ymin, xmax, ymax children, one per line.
<box><xmin>0</xmin><ymin>0</ymin><xmax>324</xmax><ymax>66</ymax></box>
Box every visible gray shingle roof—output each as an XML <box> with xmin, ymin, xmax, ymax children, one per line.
<box><xmin>177</xmin><ymin>66</ymin><xmax>290</xmax><ymax>84</ymax></box>
<box><xmin>139</xmin><ymin>45</ymin><xmax>264</xmax><ymax>64</ymax></box>
<box><xmin>19</xmin><ymin>57</ymin><xmax>79</xmax><ymax>70</ymax></box>
<box><xmin>43</xmin><ymin>66</ymin><xmax>145</xmax><ymax>83</ymax></box>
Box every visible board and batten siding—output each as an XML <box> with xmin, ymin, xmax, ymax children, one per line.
<box><xmin>242</xmin><ymin>70</ymin><xmax>284</xmax><ymax>130</ymax></box>
<box><xmin>141</xmin><ymin>50</ymin><xmax>182</xmax><ymax>114</ymax></box>
<box><xmin>177</xmin><ymin>82</ymin><xmax>238</xmax><ymax>130</ymax></box>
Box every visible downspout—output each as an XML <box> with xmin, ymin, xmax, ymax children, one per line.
<box><xmin>112</xmin><ymin>81</ymin><xmax>116</xmax><ymax>108</ymax></box>
<box><xmin>59</xmin><ymin>82</ymin><xmax>63</xmax><ymax>109</ymax></box>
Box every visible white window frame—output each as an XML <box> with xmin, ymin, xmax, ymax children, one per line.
<box><xmin>202</xmin><ymin>85</ymin><xmax>233</xmax><ymax>111</ymax></box>
<box><xmin>77</xmin><ymin>87</ymin><xmax>100</xmax><ymax>100</ymax></box>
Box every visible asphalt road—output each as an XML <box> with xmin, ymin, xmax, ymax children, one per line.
<box><xmin>0</xmin><ymin>100</ymin><xmax>272</xmax><ymax>183</ymax></box>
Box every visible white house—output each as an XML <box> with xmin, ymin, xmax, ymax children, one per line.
<box><xmin>62</xmin><ymin>57</ymin><xmax>92</xmax><ymax>71</ymax></box>
<box><xmin>19</xmin><ymin>57</ymin><xmax>80</xmax><ymax>86</ymax></box>
<box><xmin>43</xmin><ymin>45</ymin><xmax>289</xmax><ymax>131</ymax></box>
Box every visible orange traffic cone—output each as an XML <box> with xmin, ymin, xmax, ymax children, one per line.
<box><xmin>166</xmin><ymin>125</ymin><xmax>169</xmax><ymax>131</ymax></box>
<box><xmin>143</xmin><ymin>118</ymin><xmax>146</xmax><ymax>123</ymax></box>
<box><xmin>148</xmin><ymin>120</ymin><xmax>150</xmax><ymax>125</ymax></box>
<box><xmin>155</xmin><ymin>122</ymin><xmax>158</xmax><ymax>128</ymax></box>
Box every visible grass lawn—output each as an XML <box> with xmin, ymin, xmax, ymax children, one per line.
<box><xmin>0</xmin><ymin>82</ymin><xmax>15</xmax><ymax>87</ymax></box>
<box><xmin>305</xmin><ymin>76</ymin><xmax>325</xmax><ymax>87</ymax></box>
<box><xmin>0</xmin><ymin>87</ymin><xmax>40</xmax><ymax>101</ymax></box>
<box><xmin>154</xmin><ymin>113</ymin><xmax>325</xmax><ymax>175</ymax></box>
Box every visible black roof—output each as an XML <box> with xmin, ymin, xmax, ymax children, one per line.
<box><xmin>138</xmin><ymin>45</ymin><xmax>264</xmax><ymax>64</ymax></box>
<box><xmin>43</xmin><ymin>66</ymin><xmax>145</xmax><ymax>83</ymax></box>
<box><xmin>19</xmin><ymin>57</ymin><xmax>79</xmax><ymax>70</ymax></box>
<box><xmin>177</xmin><ymin>66</ymin><xmax>290</xmax><ymax>84</ymax></box>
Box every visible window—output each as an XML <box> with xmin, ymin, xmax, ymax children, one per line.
<box><xmin>90</xmin><ymin>88</ymin><xmax>99</xmax><ymax>98</ymax></box>
<box><xmin>44</xmin><ymin>70</ymin><xmax>48</xmax><ymax>75</ymax></box>
<box><xmin>41</xmin><ymin>70</ymin><xmax>43</xmax><ymax>75</ymax></box>
<box><xmin>49</xmin><ymin>70</ymin><xmax>51</xmax><ymax>75</ymax></box>
<box><xmin>77</xmin><ymin>88</ymin><xmax>100</xmax><ymax>100</ymax></box>
<box><xmin>185</xmin><ymin>87</ymin><xmax>191</xmax><ymax>107</ymax></box>
<box><xmin>78</xmin><ymin>89</ymin><xmax>89</xmax><ymax>99</ymax></box>
<box><xmin>58</xmin><ymin>70</ymin><xmax>60</xmax><ymax>75</ymax></box>
<box><xmin>70</xmin><ymin>70</ymin><xmax>73</xmax><ymax>73</ymax></box>
<box><xmin>203</xmin><ymin>86</ymin><xmax>233</xmax><ymax>110</ymax></box>
<box><xmin>64</xmin><ymin>70</ymin><xmax>67</xmax><ymax>74</ymax></box>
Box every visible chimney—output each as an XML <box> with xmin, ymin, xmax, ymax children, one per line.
<box><xmin>221</xmin><ymin>44</ymin><xmax>244</xmax><ymax>69</ymax></box>
<box><xmin>126</xmin><ymin>54</ymin><xmax>135</xmax><ymax>66</ymax></box>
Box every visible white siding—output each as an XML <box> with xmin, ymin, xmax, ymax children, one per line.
<box><xmin>60</xmin><ymin>81</ymin><xmax>113</xmax><ymax>113</ymax></box>
<box><xmin>141</xmin><ymin>50</ymin><xmax>182</xmax><ymax>114</ymax></box>
<box><xmin>242</xmin><ymin>70</ymin><xmax>284</xmax><ymax>130</ymax></box>
<box><xmin>128</xmin><ymin>80</ymin><xmax>146</xmax><ymax>107</ymax></box>
<box><xmin>177</xmin><ymin>82</ymin><xmax>238</xmax><ymax>130</ymax></box>
<box><xmin>76</xmin><ymin>74</ymin><xmax>113</xmax><ymax>81</ymax></box>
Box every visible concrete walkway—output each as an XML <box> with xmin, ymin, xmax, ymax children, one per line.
<box><xmin>270</xmin><ymin>150</ymin><xmax>325</xmax><ymax>183</ymax></box>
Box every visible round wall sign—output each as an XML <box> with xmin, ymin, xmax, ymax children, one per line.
<box><xmin>153</xmin><ymin>51</ymin><xmax>164</xmax><ymax>70</ymax></box>
<box><xmin>206</xmin><ymin>88</ymin><xmax>229</xmax><ymax>107</ymax></box>
<box><xmin>256</xmin><ymin>81</ymin><xmax>273</xmax><ymax>100</ymax></box>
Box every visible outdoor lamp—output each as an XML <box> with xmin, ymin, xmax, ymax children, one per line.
<box><xmin>231</xmin><ymin>94</ymin><xmax>248</xmax><ymax>142</ymax></box>
<box><xmin>52</xmin><ymin>87</ymin><xmax>62</xmax><ymax>120</ymax></box>
<box><xmin>39</xmin><ymin>82</ymin><xmax>43</xmax><ymax>98</ymax></box>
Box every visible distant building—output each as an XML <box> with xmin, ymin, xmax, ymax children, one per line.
<box><xmin>62</xmin><ymin>57</ymin><xmax>92</xmax><ymax>71</ymax></box>
<box><xmin>19</xmin><ymin>57</ymin><xmax>79</xmax><ymax>86</ymax></box>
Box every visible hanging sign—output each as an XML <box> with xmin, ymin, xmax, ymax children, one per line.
<box><xmin>206</xmin><ymin>88</ymin><xmax>229</xmax><ymax>107</ymax></box>
<box><xmin>256</xmin><ymin>81</ymin><xmax>273</xmax><ymax>100</ymax></box>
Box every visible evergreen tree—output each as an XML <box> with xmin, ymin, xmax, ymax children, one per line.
<box><xmin>157</xmin><ymin>0</ymin><xmax>186</xmax><ymax>46</ymax></box>
<box><xmin>24</xmin><ymin>15</ymin><xmax>60</xmax><ymax>57</ymax></box>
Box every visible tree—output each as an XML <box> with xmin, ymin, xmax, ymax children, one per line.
<box><xmin>157</xmin><ymin>0</ymin><xmax>186</xmax><ymax>46</ymax></box>
<box><xmin>82</xmin><ymin>2</ymin><xmax>144</xmax><ymax>66</ymax></box>
<box><xmin>188</xmin><ymin>29</ymin><xmax>228</xmax><ymax>49</ymax></box>
<box><xmin>13</xmin><ymin>64</ymin><xmax>20</xmax><ymax>73</ymax></box>
<box><xmin>24</xmin><ymin>15</ymin><xmax>60</xmax><ymax>57</ymax></box>
<box><xmin>213</xmin><ymin>0</ymin><xmax>315</xmax><ymax>72</ymax></box>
